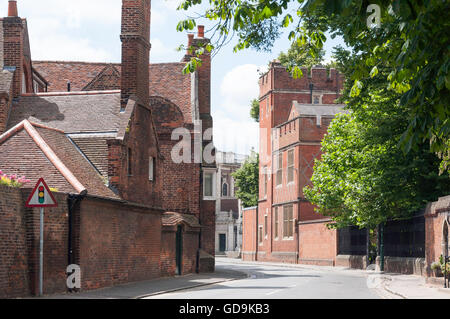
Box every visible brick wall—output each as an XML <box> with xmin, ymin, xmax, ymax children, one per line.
<box><xmin>0</xmin><ymin>186</ymin><xmax>69</xmax><ymax>298</ymax></box>
<box><xmin>425</xmin><ymin>196</ymin><xmax>450</xmax><ymax>277</ymax></box>
<box><xmin>242</xmin><ymin>207</ymin><xmax>257</xmax><ymax>261</ymax></box>
<box><xmin>77</xmin><ymin>196</ymin><xmax>162</xmax><ymax>290</ymax></box>
<box><xmin>160</xmin><ymin>227</ymin><xmax>200</xmax><ymax>277</ymax></box>
<box><xmin>298</xmin><ymin>220</ymin><xmax>337</xmax><ymax>266</ymax></box>
<box><xmin>0</xmin><ymin>185</ymin><xmax>29</xmax><ymax>298</ymax></box>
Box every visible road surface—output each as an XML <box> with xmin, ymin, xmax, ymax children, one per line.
<box><xmin>145</xmin><ymin>258</ymin><xmax>385</xmax><ymax>299</ymax></box>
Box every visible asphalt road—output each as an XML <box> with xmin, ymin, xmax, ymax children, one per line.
<box><xmin>145</xmin><ymin>259</ymin><xmax>382</xmax><ymax>299</ymax></box>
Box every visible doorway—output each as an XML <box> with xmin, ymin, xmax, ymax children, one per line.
<box><xmin>219</xmin><ymin>234</ymin><xmax>226</xmax><ymax>252</ymax></box>
<box><xmin>176</xmin><ymin>225</ymin><xmax>183</xmax><ymax>276</ymax></box>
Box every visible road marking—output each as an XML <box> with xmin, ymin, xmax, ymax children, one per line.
<box><xmin>266</xmin><ymin>289</ymin><xmax>284</xmax><ymax>296</ymax></box>
<box><xmin>265</xmin><ymin>285</ymin><xmax>296</xmax><ymax>296</ymax></box>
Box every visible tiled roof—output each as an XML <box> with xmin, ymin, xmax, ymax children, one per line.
<box><xmin>33</xmin><ymin>61</ymin><xmax>193</xmax><ymax>124</ymax></box>
<box><xmin>162</xmin><ymin>212</ymin><xmax>201</xmax><ymax>228</ymax></box>
<box><xmin>32</xmin><ymin>61</ymin><xmax>112</xmax><ymax>92</ymax></box>
<box><xmin>70</xmin><ymin>136</ymin><xmax>109</xmax><ymax>178</ymax></box>
<box><xmin>7</xmin><ymin>92</ymin><xmax>122</xmax><ymax>133</ymax></box>
<box><xmin>0</xmin><ymin>120</ymin><xmax>118</xmax><ymax>199</ymax></box>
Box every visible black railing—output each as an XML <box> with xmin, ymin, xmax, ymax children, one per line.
<box><xmin>383</xmin><ymin>215</ymin><xmax>425</xmax><ymax>258</ymax></box>
<box><xmin>338</xmin><ymin>226</ymin><xmax>367</xmax><ymax>256</ymax></box>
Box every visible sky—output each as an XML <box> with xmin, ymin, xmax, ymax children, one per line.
<box><xmin>3</xmin><ymin>0</ymin><xmax>344</xmax><ymax>155</ymax></box>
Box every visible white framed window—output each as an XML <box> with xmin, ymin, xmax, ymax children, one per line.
<box><xmin>287</xmin><ymin>149</ymin><xmax>294</xmax><ymax>184</ymax></box>
<box><xmin>264</xmin><ymin>214</ymin><xmax>268</xmax><ymax>238</ymax></box>
<box><xmin>258</xmin><ymin>226</ymin><xmax>263</xmax><ymax>245</ymax></box>
<box><xmin>149</xmin><ymin>156</ymin><xmax>155</xmax><ymax>181</ymax></box>
<box><xmin>283</xmin><ymin>205</ymin><xmax>294</xmax><ymax>239</ymax></box>
<box><xmin>276</xmin><ymin>153</ymin><xmax>283</xmax><ymax>186</ymax></box>
<box><xmin>274</xmin><ymin>207</ymin><xmax>279</xmax><ymax>239</ymax></box>
<box><xmin>203</xmin><ymin>170</ymin><xmax>216</xmax><ymax>199</ymax></box>
<box><xmin>262</xmin><ymin>166</ymin><xmax>267</xmax><ymax>198</ymax></box>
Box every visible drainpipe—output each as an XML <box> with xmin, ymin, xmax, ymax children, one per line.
<box><xmin>67</xmin><ymin>192</ymin><xmax>86</xmax><ymax>282</ymax></box>
<box><xmin>255</xmin><ymin>206</ymin><xmax>258</xmax><ymax>261</ymax></box>
<box><xmin>309</xmin><ymin>84</ymin><xmax>314</xmax><ymax>104</ymax></box>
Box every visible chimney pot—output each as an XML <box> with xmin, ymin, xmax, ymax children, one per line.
<box><xmin>197</xmin><ymin>25</ymin><xmax>205</xmax><ymax>38</ymax></box>
<box><xmin>187</xmin><ymin>33</ymin><xmax>194</xmax><ymax>53</ymax></box>
<box><xmin>8</xmin><ymin>0</ymin><xmax>18</xmax><ymax>17</ymax></box>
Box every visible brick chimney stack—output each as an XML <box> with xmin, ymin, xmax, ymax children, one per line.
<box><xmin>8</xmin><ymin>0</ymin><xmax>18</xmax><ymax>17</ymax></box>
<box><xmin>3</xmin><ymin>0</ymin><xmax>25</xmax><ymax>98</ymax></box>
<box><xmin>120</xmin><ymin>0</ymin><xmax>151</xmax><ymax>110</ymax></box>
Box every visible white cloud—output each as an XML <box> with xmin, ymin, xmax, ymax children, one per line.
<box><xmin>30</xmin><ymin>33</ymin><xmax>114</xmax><ymax>62</ymax></box>
<box><xmin>150</xmin><ymin>38</ymin><xmax>181</xmax><ymax>62</ymax></box>
<box><xmin>213</xmin><ymin>64</ymin><xmax>266</xmax><ymax>154</ymax></box>
<box><xmin>213</xmin><ymin>111</ymin><xmax>259</xmax><ymax>156</ymax></box>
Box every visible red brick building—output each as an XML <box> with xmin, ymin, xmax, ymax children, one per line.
<box><xmin>0</xmin><ymin>0</ymin><xmax>215</xmax><ymax>296</ymax></box>
<box><xmin>242</xmin><ymin>61</ymin><xmax>346</xmax><ymax>265</ymax></box>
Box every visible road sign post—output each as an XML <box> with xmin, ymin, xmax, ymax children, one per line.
<box><xmin>25</xmin><ymin>178</ymin><xmax>58</xmax><ymax>297</ymax></box>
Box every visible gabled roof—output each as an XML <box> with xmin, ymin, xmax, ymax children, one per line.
<box><xmin>82</xmin><ymin>64</ymin><xmax>121</xmax><ymax>91</ymax></box>
<box><xmin>162</xmin><ymin>211</ymin><xmax>201</xmax><ymax>229</ymax></box>
<box><xmin>7</xmin><ymin>91</ymin><xmax>122</xmax><ymax>133</ymax></box>
<box><xmin>0</xmin><ymin>120</ymin><xmax>119</xmax><ymax>199</ymax></box>
<box><xmin>33</xmin><ymin>61</ymin><xmax>194</xmax><ymax>124</ymax></box>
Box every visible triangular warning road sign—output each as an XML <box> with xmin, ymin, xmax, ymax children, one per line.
<box><xmin>25</xmin><ymin>178</ymin><xmax>58</xmax><ymax>208</ymax></box>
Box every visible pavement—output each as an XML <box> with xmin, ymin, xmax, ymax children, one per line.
<box><xmin>39</xmin><ymin>257</ymin><xmax>450</xmax><ymax>299</ymax></box>
<box><xmin>42</xmin><ymin>267</ymin><xmax>247</xmax><ymax>299</ymax></box>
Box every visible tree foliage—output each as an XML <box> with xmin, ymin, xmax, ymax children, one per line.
<box><xmin>250</xmin><ymin>98</ymin><xmax>260</xmax><ymax>123</ymax></box>
<box><xmin>176</xmin><ymin>0</ymin><xmax>450</xmax><ymax>171</ymax></box>
<box><xmin>278</xmin><ymin>38</ymin><xmax>326</xmax><ymax>74</ymax></box>
<box><xmin>304</xmin><ymin>50</ymin><xmax>450</xmax><ymax>229</ymax></box>
<box><xmin>232</xmin><ymin>151</ymin><xmax>259</xmax><ymax>208</ymax></box>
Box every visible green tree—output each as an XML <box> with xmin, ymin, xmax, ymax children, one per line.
<box><xmin>304</xmin><ymin>51</ymin><xmax>450</xmax><ymax>230</ymax></box>
<box><xmin>176</xmin><ymin>0</ymin><xmax>450</xmax><ymax>171</ymax></box>
<box><xmin>232</xmin><ymin>151</ymin><xmax>259</xmax><ymax>208</ymax></box>
<box><xmin>250</xmin><ymin>98</ymin><xmax>260</xmax><ymax>123</ymax></box>
<box><xmin>278</xmin><ymin>40</ymin><xmax>325</xmax><ymax>73</ymax></box>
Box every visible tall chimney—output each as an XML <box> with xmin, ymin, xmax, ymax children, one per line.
<box><xmin>8</xmin><ymin>0</ymin><xmax>18</xmax><ymax>17</ymax></box>
<box><xmin>197</xmin><ymin>25</ymin><xmax>205</xmax><ymax>38</ymax></box>
<box><xmin>120</xmin><ymin>0</ymin><xmax>151</xmax><ymax>111</ymax></box>
<box><xmin>3</xmin><ymin>0</ymin><xmax>24</xmax><ymax>98</ymax></box>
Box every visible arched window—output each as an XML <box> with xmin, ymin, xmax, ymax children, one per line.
<box><xmin>222</xmin><ymin>182</ymin><xmax>228</xmax><ymax>197</ymax></box>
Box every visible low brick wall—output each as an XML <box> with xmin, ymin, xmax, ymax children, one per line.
<box><xmin>298</xmin><ymin>220</ymin><xmax>337</xmax><ymax>266</ymax></box>
<box><xmin>335</xmin><ymin>255</ymin><xmax>368</xmax><ymax>270</ymax></box>
<box><xmin>376</xmin><ymin>256</ymin><xmax>426</xmax><ymax>276</ymax></box>
<box><xmin>241</xmin><ymin>207</ymin><xmax>257</xmax><ymax>262</ymax></box>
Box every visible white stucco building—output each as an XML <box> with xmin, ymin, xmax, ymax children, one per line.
<box><xmin>215</xmin><ymin>151</ymin><xmax>248</xmax><ymax>256</ymax></box>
